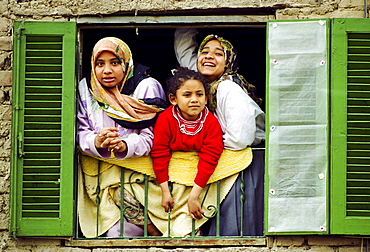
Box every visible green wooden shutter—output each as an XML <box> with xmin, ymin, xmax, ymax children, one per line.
<box><xmin>331</xmin><ymin>18</ymin><xmax>370</xmax><ymax>235</ymax></box>
<box><xmin>266</xmin><ymin>20</ymin><xmax>329</xmax><ymax>234</ymax></box>
<box><xmin>11</xmin><ymin>21</ymin><xmax>76</xmax><ymax>236</ymax></box>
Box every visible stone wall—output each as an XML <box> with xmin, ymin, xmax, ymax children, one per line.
<box><xmin>0</xmin><ymin>3</ymin><xmax>13</xmax><ymax>250</ymax></box>
<box><xmin>3</xmin><ymin>0</ymin><xmax>368</xmax><ymax>19</ymax></box>
<box><xmin>1</xmin><ymin>236</ymin><xmax>368</xmax><ymax>251</ymax></box>
<box><xmin>0</xmin><ymin>0</ymin><xmax>369</xmax><ymax>251</ymax></box>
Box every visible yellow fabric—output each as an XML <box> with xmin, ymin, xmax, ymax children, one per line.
<box><xmin>80</xmin><ymin>147</ymin><xmax>252</xmax><ymax>186</ymax></box>
<box><xmin>128</xmin><ymin>172</ymin><xmax>238</xmax><ymax>237</ymax></box>
<box><xmin>78</xmin><ymin>148</ymin><xmax>252</xmax><ymax>237</ymax></box>
<box><xmin>78</xmin><ymin>160</ymin><xmax>121</xmax><ymax>238</ymax></box>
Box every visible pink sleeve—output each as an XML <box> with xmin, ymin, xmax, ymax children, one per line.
<box><xmin>77</xmin><ymin>97</ymin><xmax>119</xmax><ymax>158</ymax></box>
<box><xmin>77</xmin><ymin>77</ymin><xmax>164</xmax><ymax>160</ymax></box>
<box><xmin>119</xmin><ymin>127</ymin><xmax>154</xmax><ymax>158</ymax></box>
<box><xmin>132</xmin><ymin>77</ymin><xmax>166</xmax><ymax>100</ymax></box>
<box><xmin>76</xmin><ymin>98</ymin><xmax>101</xmax><ymax>157</ymax></box>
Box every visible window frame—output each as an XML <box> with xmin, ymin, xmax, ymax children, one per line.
<box><xmin>15</xmin><ymin>15</ymin><xmax>370</xmax><ymax>247</ymax></box>
<box><xmin>70</xmin><ymin>15</ymin><xmax>269</xmax><ymax>246</ymax></box>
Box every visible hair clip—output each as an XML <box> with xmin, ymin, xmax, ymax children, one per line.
<box><xmin>171</xmin><ymin>69</ymin><xmax>178</xmax><ymax>76</ymax></box>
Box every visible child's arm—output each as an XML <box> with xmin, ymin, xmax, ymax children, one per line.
<box><xmin>159</xmin><ymin>181</ymin><xmax>174</xmax><ymax>212</ymax></box>
<box><xmin>151</xmin><ymin>112</ymin><xmax>172</xmax><ymax>183</ymax></box>
<box><xmin>187</xmin><ymin>114</ymin><xmax>224</xmax><ymax>219</ymax></box>
<box><xmin>195</xmin><ymin>114</ymin><xmax>224</xmax><ymax>187</ymax></box>
<box><xmin>187</xmin><ymin>184</ymin><xmax>204</xmax><ymax>220</ymax></box>
<box><xmin>151</xmin><ymin>109</ymin><xmax>174</xmax><ymax>212</ymax></box>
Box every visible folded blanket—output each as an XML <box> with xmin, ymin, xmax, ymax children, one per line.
<box><xmin>78</xmin><ymin>148</ymin><xmax>252</xmax><ymax>237</ymax></box>
<box><xmin>80</xmin><ymin>147</ymin><xmax>252</xmax><ymax>186</ymax></box>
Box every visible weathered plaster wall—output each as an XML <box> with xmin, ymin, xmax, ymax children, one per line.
<box><xmin>2</xmin><ymin>0</ymin><xmax>367</xmax><ymax>19</ymax></box>
<box><xmin>0</xmin><ymin>1</ymin><xmax>12</xmax><ymax>249</ymax></box>
<box><xmin>0</xmin><ymin>0</ymin><xmax>369</xmax><ymax>251</ymax></box>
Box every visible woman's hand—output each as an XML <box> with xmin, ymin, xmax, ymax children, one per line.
<box><xmin>94</xmin><ymin>127</ymin><xmax>127</xmax><ymax>152</ymax></box>
<box><xmin>188</xmin><ymin>184</ymin><xmax>204</xmax><ymax>220</ymax></box>
<box><xmin>107</xmin><ymin>137</ymin><xmax>127</xmax><ymax>152</ymax></box>
<box><xmin>95</xmin><ymin>127</ymin><xmax>119</xmax><ymax>148</ymax></box>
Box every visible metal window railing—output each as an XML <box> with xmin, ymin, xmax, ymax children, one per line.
<box><xmin>77</xmin><ymin>147</ymin><xmax>265</xmax><ymax>240</ymax></box>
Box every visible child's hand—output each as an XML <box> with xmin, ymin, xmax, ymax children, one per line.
<box><xmin>161</xmin><ymin>191</ymin><xmax>174</xmax><ymax>212</ymax></box>
<box><xmin>159</xmin><ymin>181</ymin><xmax>174</xmax><ymax>212</ymax></box>
<box><xmin>188</xmin><ymin>197</ymin><xmax>204</xmax><ymax>220</ymax></box>
<box><xmin>188</xmin><ymin>184</ymin><xmax>204</xmax><ymax>220</ymax></box>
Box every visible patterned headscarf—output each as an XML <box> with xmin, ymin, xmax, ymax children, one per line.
<box><xmin>198</xmin><ymin>35</ymin><xmax>262</xmax><ymax>111</ymax></box>
<box><xmin>91</xmin><ymin>37</ymin><xmax>164</xmax><ymax>129</ymax></box>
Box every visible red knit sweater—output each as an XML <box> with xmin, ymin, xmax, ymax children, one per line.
<box><xmin>150</xmin><ymin>105</ymin><xmax>224</xmax><ymax>187</ymax></box>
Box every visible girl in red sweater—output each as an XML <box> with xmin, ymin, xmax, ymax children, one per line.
<box><xmin>150</xmin><ymin>67</ymin><xmax>224</xmax><ymax>220</ymax></box>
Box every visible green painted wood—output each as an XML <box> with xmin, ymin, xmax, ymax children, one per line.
<box><xmin>11</xmin><ymin>21</ymin><xmax>76</xmax><ymax>237</ymax></box>
<box><xmin>331</xmin><ymin>18</ymin><xmax>370</xmax><ymax>235</ymax></box>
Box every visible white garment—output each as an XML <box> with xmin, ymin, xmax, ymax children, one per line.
<box><xmin>174</xmin><ymin>28</ymin><xmax>265</xmax><ymax>149</ymax></box>
<box><xmin>215</xmin><ymin>79</ymin><xmax>265</xmax><ymax>149</ymax></box>
<box><xmin>174</xmin><ymin>28</ymin><xmax>198</xmax><ymax>71</ymax></box>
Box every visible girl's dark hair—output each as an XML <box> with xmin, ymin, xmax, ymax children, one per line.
<box><xmin>166</xmin><ymin>67</ymin><xmax>209</xmax><ymax>97</ymax></box>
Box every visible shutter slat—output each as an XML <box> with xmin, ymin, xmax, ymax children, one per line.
<box><xmin>21</xmin><ymin>33</ymin><xmax>64</xmax><ymax>219</ymax></box>
<box><xmin>347</xmin><ymin>57</ymin><xmax>370</xmax><ymax>224</ymax></box>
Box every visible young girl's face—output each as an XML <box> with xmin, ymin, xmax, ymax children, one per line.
<box><xmin>197</xmin><ymin>40</ymin><xmax>226</xmax><ymax>82</ymax></box>
<box><xmin>170</xmin><ymin>79</ymin><xmax>207</xmax><ymax>121</ymax></box>
<box><xmin>95</xmin><ymin>51</ymin><xmax>125</xmax><ymax>88</ymax></box>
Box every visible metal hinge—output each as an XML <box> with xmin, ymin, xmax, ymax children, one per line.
<box><xmin>18</xmin><ymin>133</ymin><xmax>24</xmax><ymax>158</ymax></box>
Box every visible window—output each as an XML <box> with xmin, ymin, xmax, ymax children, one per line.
<box><xmin>75</xmin><ymin>21</ymin><xmax>267</xmax><ymax>243</ymax></box>
<box><xmin>10</xmin><ymin>17</ymin><xmax>370</xmax><ymax>243</ymax></box>
<box><xmin>266</xmin><ymin>20</ymin><xmax>329</xmax><ymax>234</ymax></box>
<box><xmin>11</xmin><ymin>18</ymin><xmax>267</xmax><ymax>243</ymax></box>
<box><xmin>330</xmin><ymin>18</ymin><xmax>370</xmax><ymax>235</ymax></box>
<box><xmin>11</xmin><ymin>21</ymin><xmax>76</xmax><ymax>236</ymax></box>
<box><xmin>265</xmin><ymin>18</ymin><xmax>370</xmax><ymax>235</ymax></box>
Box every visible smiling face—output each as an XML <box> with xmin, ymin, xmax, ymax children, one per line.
<box><xmin>94</xmin><ymin>51</ymin><xmax>125</xmax><ymax>88</ymax></box>
<box><xmin>169</xmin><ymin>79</ymin><xmax>207</xmax><ymax>121</ymax></box>
<box><xmin>197</xmin><ymin>39</ymin><xmax>226</xmax><ymax>82</ymax></box>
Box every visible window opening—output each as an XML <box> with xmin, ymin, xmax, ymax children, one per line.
<box><xmin>75</xmin><ymin>23</ymin><xmax>266</xmax><ymax>245</ymax></box>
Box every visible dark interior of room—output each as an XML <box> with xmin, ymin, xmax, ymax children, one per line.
<box><xmin>80</xmin><ymin>25</ymin><xmax>266</xmax><ymax>110</ymax></box>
